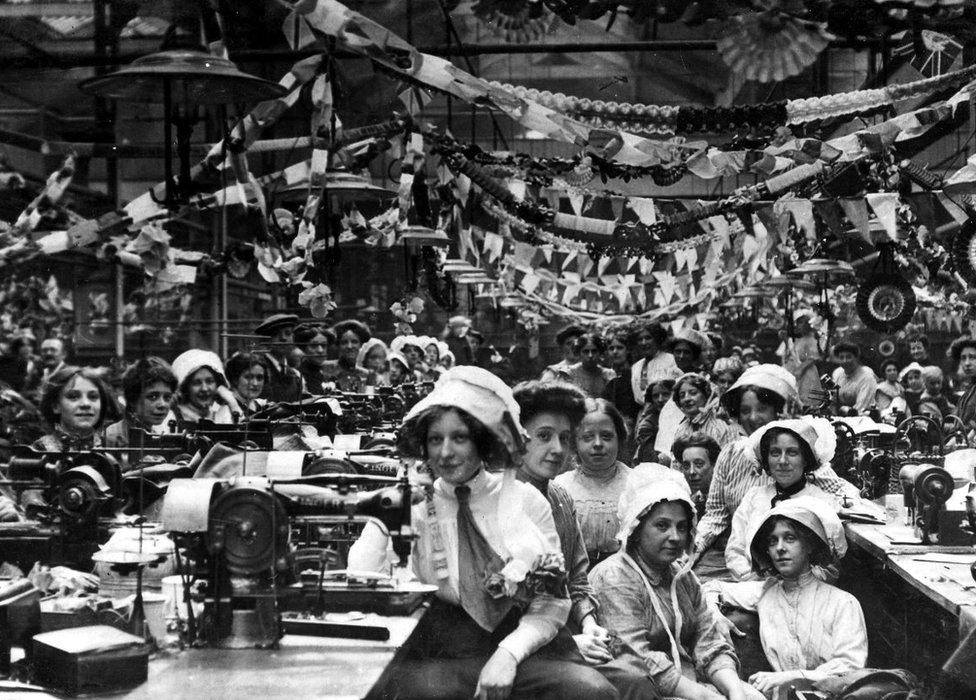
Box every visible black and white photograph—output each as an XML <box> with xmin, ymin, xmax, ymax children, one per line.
<box><xmin>1</xmin><ymin>1</ymin><xmax>976</xmax><ymax>697</ymax></box>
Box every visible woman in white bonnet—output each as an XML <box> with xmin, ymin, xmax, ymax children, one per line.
<box><xmin>589</xmin><ymin>472</ymin><xmax>762</xmax><ymax>700</ymax></box>
<box><xmin>348</xmin><ymin>366</ymin><xmax>617</xmax><ymax>700</ymax></box>
<box><xmin>704</xmin><ymin>497</ymin><xmax>866</xmax><ymax>697</ymax></box>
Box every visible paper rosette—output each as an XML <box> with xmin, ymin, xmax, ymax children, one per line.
<box><xmin>855</xmin><ymin>273</ymin><xmax>917</xmax><ymax>334</ymax></box>
<box><xmin>717</xmin><ymin>12</ymin><xmax>834</xmax><ymax>83</ymax></box>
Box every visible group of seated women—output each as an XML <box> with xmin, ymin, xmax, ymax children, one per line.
<box><xmin>2</xmin><ymin>337</ymin><xmax>875</xmax><ymax>698</ymax></box>
<box><xmin>347</xmin><ymin>364</ymin><xmax>871</xmax><ymax>699</ymax></box>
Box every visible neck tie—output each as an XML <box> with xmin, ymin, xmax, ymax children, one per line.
<box><xmin>771</xmin><ymin>478</ymin><xmax>806</xmax><ymax>507</ymax></box>
<box><xmin>454</xmin><ymin>484</ymin><xmax>514</xmax><ymax>631</ymax></box>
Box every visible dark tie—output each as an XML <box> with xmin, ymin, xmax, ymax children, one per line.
<box><xmin>454</xmin><ymin>484</ymin><xmax>514</xmax><ymax>631</ymax></box>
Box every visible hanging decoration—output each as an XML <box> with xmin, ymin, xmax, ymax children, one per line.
<box><xmin>951</xmin><ymin>218</ymin><xmax>976</xmax><ymax>286</ymax></box>
<box><xmin>855</xmin><ymin>245</ymin><xmax>918</xmax><ymax>334</ymax></box>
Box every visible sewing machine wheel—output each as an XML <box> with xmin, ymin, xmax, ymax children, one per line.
<box><xmin>208</xmin><ymin>486</ymin><xmax>290</xmax><ymax>575</ymax></box>
<box><xmin>913</xmin><ymin>465</ymin><xmax>954</xmax><ymax>505</ymax></box>
<box><xmin>58</xmin><ymin>466</ymin><xmax>112</xmax><ymax>520</ymax></box>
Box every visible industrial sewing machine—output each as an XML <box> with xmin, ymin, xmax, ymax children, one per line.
<box><xmin>159</xmin><ymin>472</ymin><xmax>417</xmax><ymax>649</ymax></box>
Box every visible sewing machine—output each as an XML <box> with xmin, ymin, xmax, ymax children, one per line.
<box><xmin>833</xmin><ymin>418</ymin><xmax>901</xmax><ymax>499</ymax></box>
<box><xmin>899</xmin><ymin>463</ymin><xmax>955</xmax><ymax>545</ymax></box>
<box><xmin>159</xmin><ymin>472</ymin><xmax>415</xmax><ymax>649</ymax></box>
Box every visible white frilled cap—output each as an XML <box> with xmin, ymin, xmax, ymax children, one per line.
<box><xmin>387</xmin><ymin>350</ymin><xmax>409</xmax><ymax>371</ymax></box>
<box><xmin>390</xmin><ymin>335</ymin><xmax>423</xmax><ymax>354</ymax></box>
<box><xmin>171</xmin><ymin>349</ymin><xmax>228</xmax><ymax>388</ymax></box>
<box><xmin>747</xmin><ymin>495</ymin><xmax>847</xmax><ymax>573</ymax></box>
<box><xmin>400</xmin><ymin>365</ymin><xmax>527</xmax><ymax>465</ymax></box>
<box><xmin>615</xmin><ymin>469</ymin><xmax>695</xmax><ymax>550</ymax></box>
<box><xmin>721</xmin><ymin>362</ymin><xmax>798</xmax><ymax>412</ymax></box>
<box><xmin>356</xmin><ymin>338</ymin><xmax>388</xmax><ymax>369</ymax></box>
<box><xmin>898</xmin><ymin>361</ymin><xmax>924</xmax><ymax>382</ymax></box>
<box><xmin>750</xmin><ymin>417</ymin><xmax>836</xmax><ymax>470</ymax></box>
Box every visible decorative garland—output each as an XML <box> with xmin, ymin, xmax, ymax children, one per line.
<box><xmin>487</xmin><ymin>62</ymin><xmax>976</xmax><ymax>134</ymax></box>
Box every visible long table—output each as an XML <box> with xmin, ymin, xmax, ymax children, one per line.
<box><xmin>843</xmin><ymin>511</ymin><xmax>976</xmax><ymax>685</ymax></box>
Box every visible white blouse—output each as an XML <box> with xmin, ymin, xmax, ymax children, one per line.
<box><xmin>706</xmin><ymin>572</ymin><xmax>867</xmax><ymax>679</ymax></box>
<box><xmin>348</xmin><ymin>468</ymin><xmax>569</xmax><ymax>663</ymax></box>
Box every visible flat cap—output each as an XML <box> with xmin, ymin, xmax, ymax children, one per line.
<box><xmin>255</xmin><ymin>313</ymin><xmax>299</xmax><ymax>337</ymax></box>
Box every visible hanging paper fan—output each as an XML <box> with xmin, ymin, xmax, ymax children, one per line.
<box><xmin>951</xmin><ymin>218</ymin><xmax>976</xmax><ymax>285</ymax></box>
<box><xmin>891</xmin><ymin>30</ymin><xmax>963</xmax><ymax>78</ymax></box>
<box><xmin>878</xmin><ymin>339</ymin><xmax>896</xmax><ymax>357</ymax></box>
<box><xmin>856</xmin><ymin>274</ymin><xmax>916</xmax><ymax>334</ymax></box>
<box><xmin>717</xmin><ymin>10</ymin><xmax>834</xmax><ymax>83</ymax></box>
<box><xmin>472</xmin><ymin>0</ymin><xmax>557</xmax><ymax>42</ymax></box>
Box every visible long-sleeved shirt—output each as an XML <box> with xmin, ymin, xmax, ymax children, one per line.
<box><xmin>553</xmin><ymin>463</ymin><xmax>630</xmax><ymax>560</ymax></box>
<box><xmin>590</xmin><ymin>552</ymin><xmax>737</xmax><ymax>696</ymax></box>
<box><xmin>705</xmin><ymin>571</ymin><xmax>867</xmax><ymax>679</ymax></box>
<box><xmin>526</xmin><ymin>476</ymin><xmax>598</xmax><ymax>628</ymax></box>
<box><xmin>832</xmin><ymin>365</ymin><xmax>878</xmax><ymax>413</ymax></box>
<box><xmin>725</xmin><ymin>482</ymin><xmax>837</xmax><ymax>580</ymax></box>
<box><xmin>694</xmin><ymin>437</ymin><xmax>859</xmax><ymax>556</ymax></box>
<box><xmin>348</xmin><ymin>468</ymin><xmax>568</xmax><ymax>663</ymax></box>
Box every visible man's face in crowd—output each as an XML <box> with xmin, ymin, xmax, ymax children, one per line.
<box><xmin>40</xmin><ymin>339</ymin><xmax>65</xmax><ymax>369</ymax></box>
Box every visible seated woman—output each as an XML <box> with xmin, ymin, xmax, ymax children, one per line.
<box><xmin>33</xmin><ymin>366</ymin><xmax>118</xmax><ymax>452</ymax></box>
<box><xmin>725</xmin><ymin>419</ymin><xmax>844</xmax><ymax>581</ymax></box>
<box><xmin>225</xmin><ymin>352</ymin><xmax>269</xmax><ymax>417</ymax></box>
<box><xmin>673</xmin><ymin>432</ymin><xmax>720</xmax><ymax>520</ymax></box>
<box><xmin>705</xmin><ymin>498</ymin><xmax>866</xmax><ymax>697</ymax></box>
<box><xmin>590</xmin><ymin>476</ymin><xmax>762</xmax><ymax>700</ymax></box>
<box><xmin>171</xmin><ymin>350</ymin><xmax>236</xmax><ymax>425</ymax></box>
<box><xmin>347</xmin><ymin>367</ymin><xmax>616</xmax><ymax>700</ymax></box>
<box><xmin>632</xmin><ymin>378</ymin><xmax>675</xmax><ymax>463</ymax></box>
<box><xmin>104</xmin><ymin>357</ymin><xmax>178</xmax><ymax>448</ymax></box>
<box><xmin>294</xmin><ymin>323</ymin><xmax>335</xmax><ymax>395</ymax></box>
<box><xmin>662</xmin><ymin>373</ymin><xmax>740</xmax><ymax>455</ymax></box>
<box><xmin>387</xmin><ymin>350</ymin><xmax>417</xmax><ymax>387</ymax></box>
<box><xmin>554</xmin><ymin>398</ymin><xmax>632</xmax><ymax>568</ymax></box>
<box><xmin>874</xmin><ymin>359</ymin><xmax>904</xmax><ymax>414</ymax></box>
<box><xmin>357</xmin><ymin>337</ymin><xmax>390</xmax><ymax>386</ymax></box>
<box><xmin>511</xmin><ymin>382</ymin><xmax>615</xmax><ymax>668</ymax></box>
<box><xmin>324</xmin><ymin>320</ymin><xmax>373</xmax><ymax>392</ymax></box>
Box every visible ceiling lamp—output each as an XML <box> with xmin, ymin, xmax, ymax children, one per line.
<box><xmin>398</xmin><ymin>226</ymin><xmax>450</xmax><ymax>248</ymax></box>
<box><xmin>276</xmin><ymin>171</ymin><xmax>396</xmax><ymax>204</ymax></box>
<box><xmin>79</xmin><ymin>49</ymin><xmax>287</xmax><ymax>208</ymax></box>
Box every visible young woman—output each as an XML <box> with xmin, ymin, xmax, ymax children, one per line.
<box><xmin>104</xmin><ymin>357</ymin><xmax>177</xmax><ymax>448</ymax></box>
<box><xmin>171</xmin><ymin>350</ymin><xmax>236</xmax><ymax>425</ymax></box>
<box><xmin>672</xmin><ymin>432</ymin><xmax>721</xmax><ymax>518</ymax></box>
<box><xmin>348</xmin><ymin>367</ymin><xmax>616</xmax><ymax>700</ymax></box>
<box><xmin>387</xmin><ymin>351</ymin><xmax>416</xmax><ymax>387</ymax></box>
<box><xmin>725</xmin><ymin>420</ymin><xmax>841</xmax><ymax>581</ymax></box>
<box><xmin>556</xmin><ymin>334</ymin><xmax>616</xmax><ymax>398</ymax></box>
<box><xmin>711</xmin><ymin>357</ymin><xmax>744</xmax><ymax>398</ymax></box>
<box><xmin>602</xmin><ymin>328</ymin><xmax>639</xmax><ymax>429</ymax></box>
<box><xmin>874</xmin><ymin>359</ymin><xmax>905</xmax><ymax>413</ymax></box>
<box><xmin>33</xmin><ymin>366</ymin><xmax>118</xmax><ymax>451</ymax></box>
<box><xmin>589</xmin><ymin>475</ymin><xmax>763</xmax><ymax>700</ymax></box>
<box><xmin>511</xmin><ymin>381</ymin><xmax>616</xmax><ymax>669</ymax></box>
<box><xmin>629</xmin><ymin>322</ymin><xmax>681</xmax><ymax>411</ymax></box>
<box><xmin>356</xmin><ymin>338</ymin><xmax>390</xmax><ymax>386</ymax></box>
<box><xmin>294</xmin><ymin>323</ymin><xmax>335</xmax><ymax>395</ymax></box>
<box><xmin>897</xmin><ymin>361</ymin><xmax>924</xmax><ymax>415</ymax></box>
<box><xmin>705</xmin><ymin>498</ymin><xmax>866</xmax><ymax>697</ymax></box>
<box><xmin>632</xmin><ymin>378</ymin><xmax>675</xmax><ymax>463</ymax></box>
<box><xmin>225</xmin><ymin>352</ymin><xmax>269</xmax><ymax>417</ymax></box>
<box><xmin>323</xmin><ymin>320</ymin><xmax>373</xmax><ymax>393</ymax></box>
<box><xmin>830</xmin><ymin>341</ymin><xmax>877</xmax><ymax>415</ymax></box>
<box><xmin>554</xmin><ymin>398</ymin><xmax>631</xmax><ymax>568</ymax></box>
<box><xmin>662</xmin><ymin>373</ymin><xmax>740</xmax><ymax>456</ymax></box>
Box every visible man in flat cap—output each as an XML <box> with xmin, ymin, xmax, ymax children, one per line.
<box><xmin>255</xmin><ymin>313</ymin><xmax>304</xmax><ymax>403</ymax></box>
<box><xmin>540</xmin><ymin>324</ymin><xmax>584</xmax><ymax>382</ymax></box>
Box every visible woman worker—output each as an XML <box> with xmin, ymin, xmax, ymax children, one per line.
<box><xmin>705</xmin><ymin>497</ymin><xmax>866</xmax><ymax>697</ymax></box>
<box><xmin>347</xmin><ymin>366</ymin><xmax>617</xmax><ymax>700</ymax></box>
<box><xmin>104</xmin><ymin>356</ymin><xmax>177</xmax><ymax>447</ymax></box>
<box><xmin>589</xmin><ymin>474</ymin><xmax>762</xmax><ymax>700</ymax></box>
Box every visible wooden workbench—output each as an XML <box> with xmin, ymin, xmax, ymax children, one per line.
<box><xmin>9</xmin><ymin>608</ymin><xmax>425</xmax><ymax>699</ymax></box>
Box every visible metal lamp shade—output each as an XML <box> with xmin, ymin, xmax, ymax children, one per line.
<box><xmin>399</xmin><ymin>226</ymin><xmax>450</xmax><ymax>248</ymax></box>
<box><xmin>79</xmin><ymin>50</ymin><xmax>289</xmax><ymax>105</ymax></box>
<box><xmin>276</xmin><ymin>171</ymin><xmax>397</xmax><ymax>204</ymax></box>
<box><xmin>456</xmin><ymin>273</ymin><xmax>496</xmax><ymax>285</ymax></box>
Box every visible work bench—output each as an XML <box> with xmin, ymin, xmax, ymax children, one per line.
<box><xmin>843</xmin><ymin>513</ymin><xmax>976</xmax><ymax>687</ymax></box>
